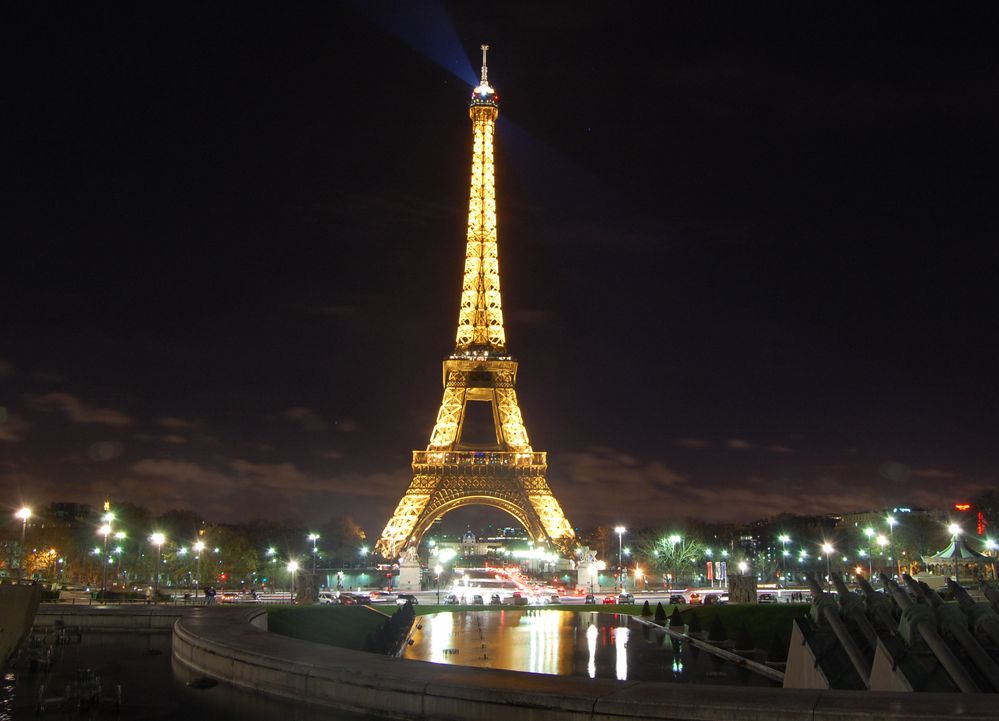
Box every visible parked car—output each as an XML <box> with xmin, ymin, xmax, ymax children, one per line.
<box><xmin>702</xmin><ymin>594</ymin><xmax>720</xmax><ymax>606</ymax></box>
<box><xmin>668</xmin><ymin>594</ymin><xmax>686</xmax><ymax>605</ymax></box>
<box><xmin>602</xmin><ymin>595</ymin><xmax>618</xmax><ymax>605</ymax></box>
<box><xmin>618</xmin><ymin>592</ymin><xmax>635</xmax><ymax>604</ymax></box>
<box><xmin>511</xmin><ymin>592</ymin><xmax>529</xmax><ymax>606</ymax></box>
<box><xmin>584</xmin><ymin>593</ymin><xmax>596</xmax><ymax>604</ymax></box>
<box><xmin>318</xmin><ymin>590</ymin><xmax>339</xmax><ymax>605</ymax></box>
<box><xmin>443</xmin><ymin>593</ymin><xmax>459</xmax><ymax>605</ymax></box>
<box><xmin>489</xmin><ymin>593</ymin><xmax>502</xmax><ymax>605</ymax></box>
<box><xmin>396</xmin><ymin>594</ymin><xmax>419</xmax><ymax>606</ymax></box>
<box><xmin>472</xmin><ymin>594</ymin><xmax>484</xmax><ymax>605</ymax></box>
<box><xmin>758</xmin><ymin>593</ymin><xmax>777</xmax><ymax>604</ymax></box>
<box><xmin>549</xmin><ymin>594</ymin><xmax>560</xmax><ymax>604</ymax></box>
<box><xmin>688</xmin><ymin>593</ymin><xmax>702</xmax><ymax>605</ymax></box>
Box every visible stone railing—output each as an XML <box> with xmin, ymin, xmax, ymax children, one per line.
<box><xmin>172</xmin><ymin>608</ymin><xmax>999</xmax><ymax>721</ymax></box>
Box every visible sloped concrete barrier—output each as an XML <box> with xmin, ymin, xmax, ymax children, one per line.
<box><xmin>172</xmin><ymin>608</ymin><xmax>999</xmax><ymax>721</ymax></box>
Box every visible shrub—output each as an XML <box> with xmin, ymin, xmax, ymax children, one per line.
<box><xmin>654</xmin><ymin>602</ymin><xmax>667</xmax><ymax>624</ymax></box>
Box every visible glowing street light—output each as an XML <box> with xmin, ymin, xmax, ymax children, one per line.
<box><xmin>668</xmin><ymin>534</ymin><xmax>682</xmax><ymax>588</ymax></box>
<box><xmin>149</xmin><ymin>532</ymin><xmax>166</xmax><ymax>603</ymax></box>
<box><xmin>778</xmin><ymin>534</ymin><xmax>791</xmax><ymax>578</ymax></box>
<box><xmin>821</xmin><ymin>543</ymin><xmax>834</xmax><ymax>588</ymax></box>
<box><xmin>98</xmin><ymin>520</ymin><xmax>113</xmax><ymax>601</ymax></box>
<box><xmin>434</xmin><ymin>564</ymin><xmax>443</xmax><ymax>604</ymax></box>
<box><xmin>308</xmin><ymin>533</ymin><xmax>320</xmax><ymax>574</ymax></box>
<box><xmin>614</xmin><ymin>526</ymin><xmax>626</xmax><ymax>592</ymax></box>
<box><xmin>287</xmin><ymin>560</ymin><xmax>300</xmax><ymax>600</ymax></box>
<box><xmin>15</xmin><ymin>507</ymin><xmax>31</xmax><ymax>582</ymax></box>
<box><xmin>737</xmin><ymin>561</ymin><xmax>749</xmax><ymax>574</ymax></box>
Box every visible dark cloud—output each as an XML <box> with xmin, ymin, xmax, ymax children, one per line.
<box><xmin>24</xmin><ymin>393</ymin><xmax>133</xmax><ymax>426</ymax></box>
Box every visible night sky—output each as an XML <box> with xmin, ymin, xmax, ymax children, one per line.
<box><xmin>4</xmin><ymin>3</ymin><xmax>998</xmax><ymax>536</ymax></box>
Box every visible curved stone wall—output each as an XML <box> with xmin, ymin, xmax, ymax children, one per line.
<box><xmin>172</xmin><ymin>608</ymin><xmax>998</xmax><ymax>721</ymax></box>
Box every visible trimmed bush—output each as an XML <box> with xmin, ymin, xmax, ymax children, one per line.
<box><xmin>654</xmin><ymin>602</ymin><xmax>667</xmax><ymax>624</ymax></box>
<box><xmin>735</xmin><ymin>623</ymin><xmax>754</xmax><ymax>652</ymax></box>
<box><xmin>641</xmin><ymin>600</ymin><xmax>651</xmax><ymax>616</ymax></box>
<box><xmin>687</xmin><ymin>611</ymin><xmax>702</xmax><ymax>634</ymax></box>
<box><xmin>668</xmin><ymin>607</ymin><xmax>684</xmax><ymax>628</ymax></box>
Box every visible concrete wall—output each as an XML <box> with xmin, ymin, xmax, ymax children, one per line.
<box><xmin>34</xmin><ymin>604</ymin><xmax>190</xmax><ymax>632</ymax></box>
<box><xmin>172</xmin><ymin>608</ymin><xmax>999</xmax><ymax>720</ymax></box>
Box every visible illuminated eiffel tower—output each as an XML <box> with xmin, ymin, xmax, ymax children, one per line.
<box><xmin>375</xmin><ymin>47</ymin><xmax>575</xmax><ymax>560</ymax></box>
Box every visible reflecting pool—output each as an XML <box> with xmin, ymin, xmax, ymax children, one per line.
<box><xmin>403</xmin><ymin>610</ymin><xmax>774</xmax><ymax>685</ymax></box>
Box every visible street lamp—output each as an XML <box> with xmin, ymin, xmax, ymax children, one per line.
<box><xmin>778</xmin><ymin>534</ymin><xmax>791</xmax><ymax>580</ymax></box>
<box><xmin>193</xmin><ymin>540</ymin><xmax>206</xmax><ymax>600</ymax></box>
<box><xmin>287</xmin><ymin>560</ymin><xmax>299</xmax><ymax>601</ymax></box>
<box><xmin>15</xmin><ymin>507</ymin><xmax>31</xmax><ymax>582</ymax></box>
<box><xmin>948</xmin><ymin>523</ymin><xmax>962</xmax><ymax>584</ymax></box>
<box><xmin>98</xmin><ymin>518</ymin><xmax>113</xmax><ymax>601</ymax></box>
<box><xmin>821</xmin><ymin>543</ymin><xmax>834</xmax><ymax>588</ymax></box>
<box><xmin>308</xmin><ymin>533</ymin><xmax>320</xmax><ymax>575</ymax></box>
<box><xmin>150</xmin><ymin>532</ymin><xmax>166</xmax><ymax>603</ymax></box>
<box><xmin>434</xmin><ymin>564</ymin><xmax>443</xmax><ymax>604</ymax></box>
<box><xmin>668</xmin><ymin>534</ymin><xmax>682</xmax><ymax>589</ymax></box>
<box><xmin>614</xmin><ymin>526</ymin><xmax>626</xmax><ymax>592</ymax></box>
<box><xmin>885</xmin><ymin>515</ymin><xmax>898</xmax><ymax>578</ymax></box>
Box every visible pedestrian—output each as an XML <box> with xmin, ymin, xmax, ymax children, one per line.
<box><xmin>206</xmin><ymin>586</ymin><xmax>217</xmax><ymax>605</ymax></box>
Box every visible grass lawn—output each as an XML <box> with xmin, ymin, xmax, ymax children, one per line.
<box><xmin>679</xmin><ymin>603</ymin><xmax>810</xmax><ymax>649</ymax></box>
<box><xmin>267</xmin><ymin>605</ymin><xmax>393</xmax><ymax>651</ymax></box>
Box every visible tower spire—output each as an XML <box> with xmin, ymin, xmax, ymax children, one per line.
<box><xmin>458</xmin><ymin>44</ymin><xmax>504</xmax><ymax>352</ymax></box>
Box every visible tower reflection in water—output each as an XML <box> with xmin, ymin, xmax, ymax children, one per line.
<box><xmin>405</xmin><ymin>610</ymin><xmax>630</xmax><ymax>680</ymax></box>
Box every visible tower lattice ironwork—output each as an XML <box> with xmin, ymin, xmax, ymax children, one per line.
<box><xmin>375</xmin><ymin>47</ymin><xmax>575</xmax><ymax>560</ymax></box>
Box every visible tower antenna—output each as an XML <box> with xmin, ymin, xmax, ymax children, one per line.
<box><xmin>480</xmin><ymin>44</ymin><xmax>489</xmax><ymax>84</ymax></box>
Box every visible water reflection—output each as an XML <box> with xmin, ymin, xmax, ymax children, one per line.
<box><xmin>612</xmin><ymin>625</ymin><xmax>629</xmax><ymax>680</ymax></box>
<box><xmin>586</xmin><ymin>624</ymin><xmax>597</xmax><ymax>678</ymax></box>
<box><xmin>405</xmin><ymin>610</ymin><xmax>775</xmax><ymax>687</ymax></box>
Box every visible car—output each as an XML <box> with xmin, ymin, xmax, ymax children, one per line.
<box><xmin>472</xmin><ymin>594</ymin><xmax>484</xmax><ymax>605</ymax></box>
<box><xmin>688</xmin><ymin>593</ymin><xmax>702</xmax><ymax>605</ymax></box>
<box><xmin>340</xmin><ymin>593</ymin><xmax>372</xmax><ymax>605</ymax></box>
<box><xmin>702</xmin><ymin>594</ymin><xmax>720</xmax><ymax>606</ymax></box>
<box><xmin>602</xmin><ymin>595</ymin><xmax>618</xmax><ymax>605</ymax></box>
<box><xmin>318</xmin><ymin>590</ymin><xmax>339</xmax><ymax>605</ymax></box>
<box><xmin>758</xmin><ymin>593</ymin><xmax>777</xmax><ymax>604</ymax></box>
<box><xmin>511</xmin><ymin>592</ymin><xmax>528</xmax><ymax>606</ymax></box>
<box><xmin>443</xmin><ymin>593</ymin><xmax>459</xmax><ymax>605</ymax></box>
<box><xmin>549</xmin><ymin>594</ymin><xmax>560</xmax><ymax>604</ymax></box>
<box><xmin>396</xmin><ymin>594</ymin><xmax>419</xmax><ymax>606</ymax></box>
<box><xmin>585</xmin><ymin>593</ymin><xmax>596</xmax><ymax>604</ymax></box>
<box><xmin>668</xmin><ymin>594</ymin><xmax>686</xmax><ymax>605</ymax></box>
<box><xmin>489</xmin><ymin>593</ymin><xmax>502</xmax><ymax>605</ymax></box>
<box><xmin>618</xmin><ymin>592</ymin><xmax>635</xmax><ymax>604</ymax></box>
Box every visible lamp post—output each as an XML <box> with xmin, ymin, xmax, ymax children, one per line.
<box><xmin>15</xmin><ymin>507</ymin><xmax>31</xmax><ymax>582</ymax></box>
<box><xmin>98</xmin><ymin>515</ymin><xmax>113</xmax><ymax>601</ymax></box>
<box><xmin>986</xmin><ymin>539</ymin><xmax>997</xmax><ymax>581</ymax></box>
<box><xmin>434</xmin><ymin>564</ymin><xmax>443</xmax><ymax>604</ymax></box>
<box><xmin>193</xmin><ymin>541</ymin><xmax>206</xmax><ymax>600</ymax></box>
<box><xmin>821</xmin><ymin>543</ymin><xmax>834</xmax><ymax>589</ymax></box>
<box><xmin>668</xmin><ymin>534</ymin><xmax>682</xmax><ymax>589</ymax></box>
<box><xmin>778</xmin><ymin>534</ymin><xmax>791</xmax><ymax>581</ymax></box>
<box><xmin>614</xmin><ymin>526</ymin><xmax>626</xmax><ymax>592</ymax></box>
<box><xmin>150</xmin><ymin>533</ymin><xmax>166</xmax><ymax>603</ymax></box>
<box><xmin>287</xmin><ymin>560</ymin><xmax>299</xmax><ymax>601</ymax></box>
<box><xmin>863</xmin><ymin>527</ymin><xmax>876</xmax><ymax>578</ymax></box>
<box><xmin>309</xmin><ymin>533</ymin><xmax>320</xmax><ymax>575</ymax></box>
<box><xmin>948</xmin><ymin>523</ymin><xmax>962</xmax><ymax>585</ymax></box>
<box><xmin>885</xmin><ymin>515</ymin><xmax>898</xmax><ymax>578</ymax></box>
<box><xmin>876</xmin><ymin>535</ymin><xmax>889</xmax><ymax>581</ymax></box>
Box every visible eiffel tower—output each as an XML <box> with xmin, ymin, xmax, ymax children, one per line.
<box><xmin>375</xmin><ymin>47</ymin><xmax>575</xmax><ymax>560</ymax></box>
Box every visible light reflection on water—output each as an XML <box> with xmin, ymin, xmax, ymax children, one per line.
<box><xmin>404</xmin><ymin>610</ymin><xmax>775</xmax><ymax>687</ymax></box>
<box><xmin>405</xmin><ymin>610</ymin><xmax>633</xmax><ymax>680</ymax></box>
